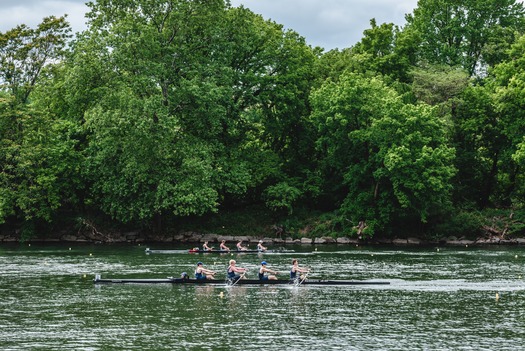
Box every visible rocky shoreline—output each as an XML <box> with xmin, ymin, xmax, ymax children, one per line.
<box><xmin>1</xmin><ymin>229</ymin><xmax>525</xmax><ymax>246</ymax></box>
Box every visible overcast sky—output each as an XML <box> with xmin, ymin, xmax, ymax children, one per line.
<box><xmin>0</xmin><ymin>0</ymin><xmax>419</xmax><ymax>50</ymax></box>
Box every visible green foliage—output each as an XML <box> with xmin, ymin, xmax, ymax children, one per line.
<box><xmin>0</xmin><ymin>17</ymin><xmax>75</xmax><ymax>231</ymax></box>
<box><xmin>405</xmin><ymin>0</ymin><xmax>525</xmax><ymax>75</ymax></box>
<box><xmin>513</xmin><ymin>138</ymin><xmax>525</xmax><ymax>166</ymax></box>
<box><xmin>433</xmin><ymin>210</ymin><xmax>484</xmax><ymax>239</ymax></box>
<box><xmin>0</xmin><ymin>16</ymin><xmax>71</xmax><ymax>104</ymax></box>
<box><xmin>263</xmin><ymin>182</ymin><xmax>302</xmax><ymax>215</ymax></box>
<box><xmin>3</xmin><ymin>0</ymin><xmax>525</xmax><ymax>241</ymax></box>
<box><xmin>59</xmin><ymin>0</ymin><xmax>316</xmax><ymax>226</ymax></box>
<box><xmin>480</xmin><ymin>208</ymin><xmax>525</xmax><ymax>238</ymax></box>
<box><xmin>411</xmin><ymin>64</ymin><xmax>469</xmax><ymax>106</ymax></box>
<box><xmin>351</xmin><ymin>19</ymin><xmax>412</xmax><ymax>82</ymax></box>
<box><xmin>310</xmin><ymin>72</ymin><xmax>456</xmax><ymax>235</ymax></box>
<box><xmin>485</xmin><ymin>34</ymin><xmax>525</xmax><ymax>206</ymax></box>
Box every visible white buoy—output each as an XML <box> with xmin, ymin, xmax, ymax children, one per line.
<box><xmin>496</xmin><ymin>292</ymin><xmax>499</xmax><ymax>301</ymax></box>
<box><xmin>219</xmin><ymin>291</ymin><xmax>224</xmax><ymax>298</ymax></box>
<box><xmin>437</xmin><ymin>248</ymin><xmax>440</xmax><ymax>252</ymax></box>
<box><xmin>515</xmin><ymin>255</ymin><xmax>518</xmax><ymax>259</ymax></box>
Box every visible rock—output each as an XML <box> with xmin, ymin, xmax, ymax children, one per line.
<box><xmin>202</xmin><ymin>233</ymin><xmax>219</xmax><ymax>242</ymax></box>
<box><xmin>336</xmin><ymin>237</ymin><xmax>351</xmax><ymax>244</ymax></box>
<box><xmin>446</xmin><ymin>239</ymin><xmax>475</xmax><ymax>246</ymax></box>
<box><xmin>218</xmin><ymin>236</ymin><xmax>235</xmax><ymax>242</ymax></box>
<box><xmin>300</xmin><ymin>237</ymin><xmax>313</xmax><ymax>244</ymax></box>
<box><xmin>172</xmin><ymin>234</ymin><xmax>184</xmax><ymax>241</ymax></box>
<box><xmin>376</xmin><ymin>238</ymin><xmax>392</xmax><ymax>244</ymax></box>
<box><xmin>61</xmin><ymin>235</ymin><xmax>78</xmax><ymax>241</ymax></box>
<box><xmin>392</xmin><ymin>238</ymin><xmax>408</xmax><ymax>245</ymax></box>
<box><xmin>407</xmin><ymin>237</ymin><xmax>423</xmax><ymax>245</ymax></box>
<box><xmin>499</xmin><ymin>239</ymin><xmax>517</xmax><ymax>245</ymax></box>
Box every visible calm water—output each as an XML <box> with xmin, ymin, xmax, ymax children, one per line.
<box><xmin>1</xmin><ymin>243</ymin><xmax>524</xmax><ymax>350</ymax></box>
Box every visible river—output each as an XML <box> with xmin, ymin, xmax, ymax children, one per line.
<box><xmin>1</xmin><ymin>243</ymin><xmax>524</xmax><ymax>350</ymax></box>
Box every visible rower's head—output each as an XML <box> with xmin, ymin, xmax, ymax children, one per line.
<box><xmin>221</xmin><ymin>240</ymin><xmax>225</xmax><ymax>243</ymax></box>
<box><xmin>196</xmin><ymin>262</ymin><xmax>203</xmax><ymax>266</ymax></box>
<box><xmin>261</xmin><ymin>261</ymin><xmax>267</xmax><ymax>266</ymax></box>
<box><xmin>259</xmin><ymin>240</ymin><xmax>263</xmax><ymax>243</ymax></box>
<box><xmin>229</xmin><ymin>259</ymin><xmax>236</xmax><ymax>265</ymax></box>
<box><xmin>292</xmin><ymin>259</ymin><xmax>298</xmax><ymax>265</ymax></box>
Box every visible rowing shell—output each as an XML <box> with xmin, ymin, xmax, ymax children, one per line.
<box><xmin>145</xmin><ymin>248</ymin><xmax>295</xmax><ymax>254</ymax></box>
<box><xmin>93</xmin><ymin>275</ymin><xmax>390</xmax><ymax>286</ymax></box>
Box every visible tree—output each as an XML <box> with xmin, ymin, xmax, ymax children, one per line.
<box><xmin>62</xmin><ymin>0</ymin><xmax>316</xmax><ymax>225</ymax></box>
<box><xmin>351</xmin><ymin>19</ymin><xmax>413</xmax><ymax>82</ymax></box>
<box><xmin>0</xmin><ymin>16</ymin><xmax>71</xmax><ymax>104</ymax></box>
<box><xmin>451</xmin><ymin>85</ymin><xmax>504</xmax><ymax>209</ymax></box>
<box><xmin>0</xmin><ymin>17</ymin><xmax>74</xmax><ymax>230</ymax></box>
<box><xmin>488</xmin><ymin>34</ymin><xmax>525</xmax><ymax>206</ymax></box>
<box><xmin>405</xmin><ymin>0</ymin><xmax>525</xmax><ymax>76</ymax></box>
<box><xmin>310</xmin><ymin>72</ymin><xmax>456</xmax><ymax>235</ymax></box>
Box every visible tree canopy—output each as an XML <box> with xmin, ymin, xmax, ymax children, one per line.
<box><xmin>1</xmin><ymin>0</ymin><xmax>524</xmax><ymax>240</ymax></box>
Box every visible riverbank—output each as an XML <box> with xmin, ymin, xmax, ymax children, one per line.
<box><xmin>2</xmin><ymin>227</ymin><xmax>525</xmax><ymax>246</ymax></box>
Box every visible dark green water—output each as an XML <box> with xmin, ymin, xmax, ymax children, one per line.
<box><xmin>1</xmin><ymin>243</ymin><xmax>524</xmax><ymax>350</ymax></box>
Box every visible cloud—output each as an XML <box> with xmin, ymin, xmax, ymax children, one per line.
<box><xmin>1</xmin><ymin>0</ymin><xmax>421</xmax><ymax>50</ymax></box>
<box><xmin>230</xmin><ymin>0</ymin><xmax>419</xmax><ymax>49</ymax></box>
<box><xmin>0</xmin><ymin>0</ymin><xmax>89</xmax><ymax>33</ymax></box>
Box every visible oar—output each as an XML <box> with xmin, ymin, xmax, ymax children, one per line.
<box><xmin>229</xmin><ymin>271</ymin><xmax>247</xmax><ymax>287</ymax></box>
<box><xmin>296</xmin><ymin>270</ymin><xmax>310</xmax><ymax>286</ymax></box>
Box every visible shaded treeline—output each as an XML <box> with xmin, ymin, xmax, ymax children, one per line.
<box><xmin>1</xmin><ymin>0</ymin><xmax>525</xmax><ymax>241</ymax></box>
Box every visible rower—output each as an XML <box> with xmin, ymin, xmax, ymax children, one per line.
<box><xmin>219</xmin><ymin>240</ymin><xmax>230</xmax><ymax>252</ymax></box>
<box><xmin>202</xmin><ymin>241</ymin><xmax>213</xmax><ymax>251</ymax></box>
<box><xmin>227</xmin><ymin>259</ymin><xmax>247</xmax><ymax>281</ymax></box>
<box><xmin>195</xmin><ymin>262</ymin><xmax>216</xmax><ymax>280</ymax></box>
<box><xmin>257</xmin><ymin>240</ymin><xmax>267</xmax><ymax>252</ymax></box>
<box><xmin>290</xmin><ymin>259</ymin><xmax>309</xmax><ymax>281</ymax></box>
<box><xmin>258</xmin><ymin>261</ymin><xmax>278</xmax><ymax>280</ymax></box>
<box><xmin>236</xmin><ymin>240</ymin><xmax>248</xmax><ymax>251</ymax></box>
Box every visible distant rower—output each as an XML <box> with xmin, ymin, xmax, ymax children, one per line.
<box><xmin>236</xmin><ymin>240</ymin><xmax>248</xmax><ymax>251</ymax></box>
<box><xmin>219</xmin><ymin>240</ymin><xmax>230</xmax><ymax>252</ymax></box>
<box><xmin>257</xmin><ymin>240</ymin><xmax>267</xmax><ymax>252</ymax></box>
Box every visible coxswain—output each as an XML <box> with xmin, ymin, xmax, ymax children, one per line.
<box><xmin>195</xmin><ymin>262</ymin><xmax>216</xmax><ymax>280</ymax></box>
<box><xmin>290</xmin><ymin>259</ymin><xmax>309</xmax><ymax>281</ymax></box>
<box><xmin>258</xmin><ymin>261</ymin><xmax>278</xmax><ymax>280</ymax></box>
<box><xmin>256</xmin><ymin>240</ymin><xmax>268</xmax><ymax>252</ymax></box>
<box><xmin>227</xmin><ymin>259</ymin><xmax>247</xmax><ymax>281</ymax></box>
<box><xmin>219</xmin><ymin>240</ymin><xmax>230</xmax><ymax>252</ymax></box>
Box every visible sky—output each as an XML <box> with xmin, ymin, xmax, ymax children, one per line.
<box><xmin>0</xmin><ymin>0</ymin><xmax>420</xmax><ymax>50</ymax></box>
